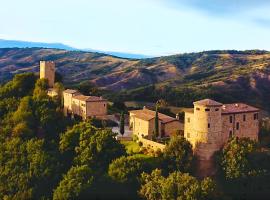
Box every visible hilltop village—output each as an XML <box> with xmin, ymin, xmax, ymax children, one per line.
<box><xmin>41</xmin><ymin>60</ymin><xmax>260</xmax><ymax>161</ymax></box>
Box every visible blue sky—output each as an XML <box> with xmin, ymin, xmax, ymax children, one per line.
<box><xmin>1</xmin><ymin>0</ymin><xmax>270</xmax><ymax>56</ymax></box>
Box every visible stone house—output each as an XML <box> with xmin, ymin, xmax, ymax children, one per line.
<box><xmin>129</xmin><ymin>107</ymin><xmax>183</xmax><ymax>139</ymax></box>
<box><xmin>63</xmin><ymin>89</ymin><xmax>108</xmax><ymax>119</ymax></box>
<box><xmin>184</xmin><ymin>99</ymin><xmax>259</xmax><ymax>160</ymax></box>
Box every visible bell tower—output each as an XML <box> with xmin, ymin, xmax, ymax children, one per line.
<box><xmin>40</xmin><ymin>61</ymin><xmax>55</xmax><ymax>87</ymax></box>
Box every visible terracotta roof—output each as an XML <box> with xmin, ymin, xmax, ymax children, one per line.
<box><xmin>222</xmin><ymin>103</ymin><xmax>259</xmax><ymax>114</ymax></box>
<box><xmin>73</xmin><ymin>95</ymin><xmax>106</xmax><ymax>102</ymax></box>
<box><xmin>194</xmin><ymin>99</ymin><xmax>222</xmax><ymax>107</ymax></box>
<box><xmin>63</xmin><ymin>89</ymin><xmax>80</xmax><ymax>94</ymax></box>
<box><xmin>129</xmin><ymin>108</ymin><xmax>177</xmax><ymax>123</ymax></box>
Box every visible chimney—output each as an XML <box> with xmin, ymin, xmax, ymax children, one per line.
<box><xmin>143</xmin><ymin>106</ymin><xmax>146</xmax><ymax>110</ymax></box>
<box><xmin>176</xmin><ymin>113</ymin><xmax>180</xmax><ymax>120</ymax></box>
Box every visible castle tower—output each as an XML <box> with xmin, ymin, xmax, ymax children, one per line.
<box><xmin>187</xmin><ymin>99</ymin><xmax>223</xmax><ymax>160</ymax></box>
<box><xmin>40</xmin><ymin>61</ymin><xmax>55</xmax><ymax>87</ymax></box>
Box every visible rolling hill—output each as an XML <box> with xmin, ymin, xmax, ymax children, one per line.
<box><xmin>0</xmin><ymin>39</ymin><xmax>149</xmax><ymax>59</ymax></box>
<box><xmin>1</xmin><ymin>47</ymin><xmax>270</xmax><ymax>110</ymax></box>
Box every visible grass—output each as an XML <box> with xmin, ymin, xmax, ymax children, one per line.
<box><xmin>121</xmin><ymin>141</ymin><xmax>141</xmax><ymax>155</ymax></box>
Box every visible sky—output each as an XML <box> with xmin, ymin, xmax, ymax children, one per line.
<box><xmin>1</xmin><ymin>0</ymin><xmax>270</xmax><ymax>56</ymax></box>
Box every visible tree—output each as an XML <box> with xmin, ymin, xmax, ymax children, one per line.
<box><xmin>59</xmin><ymin>122</ymin><xmax>97</xmax><ymax>159</ymax></box>
<box><xmin>0</xmin><ymin>73</ymin><xmax>36</xmax><ymax>99</ymax></box>
<box><xmin>120</xmin><ymin>112</ymin><xmax>125</xmax><ymax>136</ymax></box>
<box><xmin>221</xmin><ymin>137</ymin><xmax>257</xmax><ymax>179</ymax></box>
<box><xmin>53</xmin><ymin>165</ymin><xmax>94</xmax><ymax>200</ymax></box>
<box><xmin>163</xmin><ymin>136</ymin><xmax>193</xmax><ymax>172</ymax></box>
<box><xmin>139</xmin><ymin>169</ymin><xmax>216</xmax><ymax>200</ymax></box>
<box><xmin>12</xmin><ymin>96</ymin><xmax>36</xmax><ymax>138</ymax></box>
<box><xmin>60</xmin><ymin>121</ymin><xmax>126</xmax><ymax>172</ymax></box>
<box><xmin>139</xmin><ymin>169</ymin><xmax>164</xmax><ymax>200</ymax></box>
<box><xmin>33</xmin><ymin>78</ymin><xmax>48</xmax><ymax>99</ymax></box>
<box><xmin>74</xmin><ymin>128</ymin><xmax>126</xmax><ymax>172</ymax></box>
<box><xmin>53</xmin><ymin>82</ymin><xmax>64</xmax><ymax>106</ymax></box>
<box><xmin>0</xmin><ymin>138</ymin><xmax>59</xmax><ymax>200</ymax></box>
<box><xmin>108</xmin><ymin>155</ymin><xmax>146</xmax><ymax>184</ymax></box>
<box><xmin>154</xmin><ymin>105</ymin><xmax>159</xmax><ymax>139</ymax></box>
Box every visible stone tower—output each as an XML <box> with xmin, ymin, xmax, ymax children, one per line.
<box><xmin>40</xmin><ymin>61</ymin><xmax>55</xmax><ymax>87</ymax></box>
<box><xmin>188</xmin><ymin>99</ymin><xmax>223</xmax><ymax>160</ymax></box>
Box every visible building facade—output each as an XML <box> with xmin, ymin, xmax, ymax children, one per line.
<box><xmin>184</xmin><ymin>99</ymin><xmax>259</xmax><ymax>160</ymax></box>
<box><xmin>63</xmin><ymin>89</ymin><xmax>108</xmax><ymax>119</ymax></box>
<box><xmin>129</xmin><ymin>107</ymin><xmax>183</xmax><ymax>139</ymax></box>
<box><xmin>40</xmin><ymin>61</ymin><xmax>55</xmax><ymax>87</ymax></box>
<box><xmin>47</xmin><ymin>88</ymin><xmax>58</xmax><ymax>98</ymax></box>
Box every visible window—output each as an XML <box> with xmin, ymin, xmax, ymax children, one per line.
<box><xmin>196</xmin><ymin>107</ymin><xmax>200</xmax><ymax>111</ymax></box>
<box><xmin>230</xmin><ymin>116</ymin><xmax>233</xmax><ymax>123</ymax></box>
<box><xmin>243</xmin><ymin>114</ymin><xmax>246</xmax><ymax>122</ymax></box>
<box><xmin>236</xmin><ymin>122</ymin><xmax>239</xmax><ymax>130</ymax></box>
<box><xmin>229</xmin><ymin>131</ymin><xmax>233</xmax><ymax>138</ymax></box>
<box><xmin>215</xmin><ymin>108</ymin><xmax>219</xmax><ymax>111</ymax></box>
<box><xmin>254</xmin><ymin>113</ymin><xmax>258</xmax><ymax>120</ymax></box>
<box><xmin>208</xmin><ymin>123</ymin><xmax>210</xmax><ymax>128</ymax></box>
<box><xmin>104</xmin><ymin>104</ymin><xmax>106</xmax><ymax>107</ymax></box>
<box><xmin>187</xmin><ymin>118</ymin><xmax>190</xmax><ymax>123</ymax></box>
<box><xmin>187</xmin><ymin>132</ymin><xmax>190</xmax><ymax>138</ymax></box>
<box><xmin>205</xmin><ymin>108</ymin><xmax>210</xmax><ymax>112</ymax></box>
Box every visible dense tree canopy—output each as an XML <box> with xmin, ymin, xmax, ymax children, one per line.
<box><xmin>0</xmin><ymin>73</ymin><xmax>269</xmax><ymax>200</ymax></box>
<box><xmin>53</xmin><ymin>165</ymin><xmax>94</xmax><ymax>200</ymax></box>
<box><xmin>221</xmin><ymin>137</ymin><xmax>258</xmax><ymax>179</ymax></box>
<box><xmin>139</xmin><ymin>169</ymin><xmax>216</xmax><ymax>200</ymax></box>
<box><xmin>163</xmin><ymin>136</ymin><xmax>194</xmax><ymax>172</ymax></box>
<box><xmin>0</xmin><ymin>138</ymin><xmax>59</xmax><ymax>200</ymax></box>
<box><xmin>108</xmin><ymin>155</ymin><xmax>147</xmax><ymax>184</ymax></box>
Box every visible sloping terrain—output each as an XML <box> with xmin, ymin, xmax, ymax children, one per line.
<box><xmin>1</xmin><ymin>48</ymin><xmax>270</xmax><ymax>110</ymax></box>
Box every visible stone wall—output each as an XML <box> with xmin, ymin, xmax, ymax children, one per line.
<box><xmin>222</xmin><ymin>112</ymin><xmax>259</xmax><ymax>141</ymax></box>
<box><xmin>86</xmin><ymin>101</ymin><xmax>107</xmax><ymax>117</ymax></box>
<box><xmin>140</xmin><ymin>138</ymin><xmax>165</xmax><ymax>151</ymax></box>
<box><xmin>72</xmin><ymin>98</ymin><xmax>86</xmax><ymax>119</ymax></box>
<box><xmin>164</xmin><ymin>121</ymin><xmax>183</xmax><ymax>137</ymax></box>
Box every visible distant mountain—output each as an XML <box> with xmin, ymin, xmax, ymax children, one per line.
<box><xmin>0</xmin><ymin>39</ymin><xmax>77</xmax><ymax>51</ymax></box>
<box><xmin>0</xmin><ymin>39</ymin><xmax>149</xmax><ymax>59</ymax></box>
<box><xmin>1</xmin><ymin>47</ymin><xmax>270</xmax><ymax>111</ymax></box>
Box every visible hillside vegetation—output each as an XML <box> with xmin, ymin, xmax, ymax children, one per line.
<box><xmin>1</xmin><ymin>48</ymin><xmax>270</xmax><ymax>110</ymax></box>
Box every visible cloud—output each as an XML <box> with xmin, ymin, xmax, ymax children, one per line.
<box><xmin>254</xmin><ymin>18</ymin><xmax>270</xmax><ymax>28</ymax></box>
<box><xmin>164</xmin><ymin>0</ymin><xmax>270</xmax><ymax>15</ymax></box>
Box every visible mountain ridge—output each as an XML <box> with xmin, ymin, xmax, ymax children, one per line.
<box><xmin>0</xmin><ymin>39</ymin><xmax>149</xmax><ymax>59</ymax></box>
<box><xmin>1</xmin><ymin>47</ymin><xmax>270</xmax><ymax>110</ymax></box>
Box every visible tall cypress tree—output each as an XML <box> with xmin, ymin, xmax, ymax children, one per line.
<box><xmin>120</xmin><ymin>112</ymin><xmax>125</xmax><ymax>136</ymax></box>
<box><xmin>154</xmin><ymin>106</ymin><xmax>159</xmax><ymax>139</ymax></box>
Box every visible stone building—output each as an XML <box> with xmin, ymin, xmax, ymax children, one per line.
<box><xmin>40</xmin><ymin>61</ymin><xmax>55</xmax><ymax>87</ymax></box>
<box><xmin>47</xmin><ymin>88</ymin><xmax>58</xmax><ymax>98</ymax></box>
<box><xmin>129</xmin><ymin>107</ymin><xmax>183</xmax><ymax>139</ymax></box>
<box><xmin>184</xmin><ymin>99</ymin><xmax>259</xmax><ymax>160</ymax></box>
<box><xmin>63</xmin><ymin>89</ymin><xmax>108</xmax><ymax>119</ymax></box>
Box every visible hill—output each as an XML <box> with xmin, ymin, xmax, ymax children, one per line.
<box><xmin>0</xmin><ymin>39</ymin><xmax>149</xmax><ymax>59</ymax></box>
<box><xmin>1</xmin><ymin>47</ymin><xmax>270</xmax><ymax>110</ymax></box>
